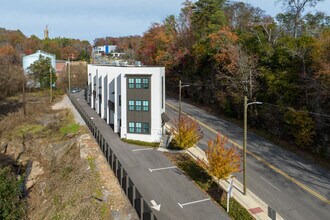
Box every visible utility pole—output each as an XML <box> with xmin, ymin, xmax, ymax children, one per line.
<box><xmin>50</xmin><ymin>67</ymin><xmax>52</xmax><ymax>103</ymax></box>
<box><xmin>23</xmin><ymin>75</ymin><xmax>26</xmax><ymax>117</ymax></box>
<box><xmin>68</xmin><ymin>57</ymin><xmax>71</xmax><ymax>93</ymax></box>
<box><xmin>179</xmin><ymin>80</ymin><xmax>182</xmax><ymax>121</ymax></box>
<box><xmin>243</xmin><ymin>96</ymin><xmax>262</xmax><ymax>195</ymax></box>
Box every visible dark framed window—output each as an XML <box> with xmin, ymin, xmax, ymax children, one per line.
<box><xmin>136</xmin><ymin>122</ymin><xmax>142</xmax><ymax>133</ymax></box>
<box><xmin>161</xmin><ymin>76</ymin><xmax>164</xmax><ymax>108</ymax></box>
<box><xmin>135</xmin><ymin>78</ymin><xmax>142</xmax><ymax>88</ymax></box>
<box><xmin>136</xmin><ymin>100</ymin><xmax>142</xmax><ymax>111</ymax></box>
<box><xmin>128</xmin><ymin>100</ymin><xmax>134</xmax><ymax>111</ymax></box>
<box><xmin>128</xmin><ymin>122</ymin><xmax>135</xmax><ymax>133</ymax></box>
<box><xmin>142</xmin><ymin>123</ymin><xmax>149</xmax><ymax>134</ymax></box>
<box><xmin>128</xmin><ymin>78</ymin><xmax>134</xmax><ymax>88</ymax></box>
<box><xmin>143</xmin><ymin>101</ymin><xmax>149</xmax><ymax>111</ymax></box>
<box><xmin>119</xmin><ymin>95</ymin><xmax>121</xmax><ymax>106</ymax></box>
<box><xmin>142</xmin><ymin>78</ymin><xmax>149</xmax><ymax>89</ymax></box>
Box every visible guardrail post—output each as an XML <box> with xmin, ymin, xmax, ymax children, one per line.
<box><xmin>117</xmin><ymin>164</ymin><xmax>123</xmax><ymax>185</ymax></box>
<box><xmin>128</xmin><ymin>179</ymin><xmax>135</xmax><ymax>207</ymax></box>
<box><xmin>122</xmin><ymin>170</ymin><xmax>128</xmax><ymax>195</ymax></box>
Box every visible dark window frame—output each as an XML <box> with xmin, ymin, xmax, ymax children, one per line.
<box><xmin>135</xmin><ymin>100</ymin><xmax>142</xmax><ymax>111</ymax></box>
<box><xmin>142</xmin><ymin>78</ymin><xmax>149</xmax><ymax>89</ymax></box>
<box><xmin>135</xmin><ymin>78</ymin><xmax>142</xmax><ymax>89</ymax></box>
<box><xmin>142</xmin><ymin>122</ymin><xmax>150</xmax><ymax>134</ymax></box>
<box><xmin>136</xmin><ymin>122</ymin><xmax>142</xmax><ymax>133</ymax></box>
<box><xmin>128</xmin><ymin>78</ymin><xmax>135</xmax><ymax>88</ymax></box>
<box><xmin>128</xmin><ymin>122</ymin><xmax>135</xmax><ymax>133</ymax></box>
<box><xmin>128</xmin><ymin>100</ymin><xmax>135</xmax><ymax>111</ymax></box>
<box><xmin>142</xmin><ymin>100</ymin><xmax>149</xmax><ymax>111</ymax></box>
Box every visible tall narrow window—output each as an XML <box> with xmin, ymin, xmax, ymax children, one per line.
<box><xmin>135</xmin><ymin>78</ymin><xmax>142</xmax><ymax>88</ymax></box>
<box><xmin>129</xmin><ymin>122</ymin><xmax>135</xmax><ymax>133</ymax></box>
<box><xmin>142</xmin><ymin>123</ymin><xmax>149</xmax><ymax>134</ymax></box>
<box><xmin>143</xmin><ymin>101</ymin><xmax>149</xmax><ymax>111</ymax></box>
<box><xmin>128</xmin><ymin>100</ymin><xmax>134</xmax><ymax>111</ymax></box>
<box><xmin>128</xmin><ymin>78</ymin><xmax>134</xmax><ymax>88</ymax></box>
<box><xmin>119</xmin><ymin>95</ymin><xmax>121</xmax><ymax>106</ymax></box>
<box><xmin>136</xmin><ymin>122</ymin><xmax>142</xmax><ymax>133</ymax></box>
<box><xmin>161</xmin><ymin>76</ymin><xmax>164</xmax><ymax>109</ymax></box>
<box><xmin>142</xmin><ymin>78</ymin><xmax>149</xmax><ymax>89</ymax></box>
<box><xmin>136</xmin><ymin>100</ymin><xmax>142</xmax><ymax>111</ymax></box>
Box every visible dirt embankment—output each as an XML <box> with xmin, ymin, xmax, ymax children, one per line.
<box><xmin>0</xmin><ymin>91</ymin><xmax>138</xmax><ymax>220</ymax></box>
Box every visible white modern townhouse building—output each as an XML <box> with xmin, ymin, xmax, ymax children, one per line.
<box><xmin>87</xmin><ymin>64</ymin><xmax>167</xmax><ymax>142</ymax></box>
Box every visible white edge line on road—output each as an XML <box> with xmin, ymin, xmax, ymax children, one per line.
<box><xmin>165</xmin><ymin>101</ymin><xmax>330</xmax><ymax>204</ymax></box>
<box><xmin>149</xmin><ymin>166</ymin><xmax>177</xmax><ymax>172</ymax></box>
<box><xmin>260</xmin><ymin>176</ymin><xmax>281</xmax><ymax>192</ymax></box>
<box><xmin>178</xmin><ymin>198</ymin><xmax>211</xmax><ymax>208</ymax></box>
<box><xmin>132</xmin><ymin>148</ymin><xmax>154</xmax><ymax>152</ymax></box>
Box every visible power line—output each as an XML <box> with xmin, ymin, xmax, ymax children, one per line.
<box><xmin>261</xmin><ymin>102</ymin><xmax>330</xmax><ymax>118</ymax></box>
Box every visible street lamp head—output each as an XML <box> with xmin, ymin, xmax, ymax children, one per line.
<box><xmin>247</xmin><ymin>101</ymin><xmax>262</xmax><ymax>106</ymax></box>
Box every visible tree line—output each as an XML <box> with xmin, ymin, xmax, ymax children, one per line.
<box><xmin>0</xmin><ymin>28</ymin><xmax>92</xmax><ymax>100</ymax></box>
<box><xmin>135</xmin><ymin>0</ymin><xmax>329</xmax><ymax>157</ymax></box>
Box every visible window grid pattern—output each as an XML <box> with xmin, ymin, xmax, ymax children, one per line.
<box><xmin>128</xmin><ymin>78</ymin><xmax>149</xmax><ymax>89</ymax></box>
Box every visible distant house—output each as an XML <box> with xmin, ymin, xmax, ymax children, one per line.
<box><xmin>22</xmin><ymin>50</ymin><xmax>56</xmax><ymax>74</ymax></box>
<box><xmin>93</xmin><ymin>45</ymin><xmax>117</xmax><ymax>55</ymax></box>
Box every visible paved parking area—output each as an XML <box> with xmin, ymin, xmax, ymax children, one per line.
<box><xmin>71</xmin><ymin>92</ymin><xmax>230</xmax><ymax>220</ymax></box>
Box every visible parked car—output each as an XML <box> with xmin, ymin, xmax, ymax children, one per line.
<box><xmin>70</xmin><ymin>88</ymin><xmax>81</xmax><ymax>93</ymax></box>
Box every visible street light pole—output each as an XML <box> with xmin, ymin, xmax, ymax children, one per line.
<box><xmin>178</xmin><ymin>80</ymin><xmax>190</xmax><ymax>121</ymax></box>
<box><xmin>243</xmin><ymin>96</ymin><xmax>262</xmax><ymax>195</ymax></box>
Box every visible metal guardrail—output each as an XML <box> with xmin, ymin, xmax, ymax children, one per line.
<box><xmin>68</xmin><ymin>92</ymin><xmax>158</xmax><ymax>220</ymax></box>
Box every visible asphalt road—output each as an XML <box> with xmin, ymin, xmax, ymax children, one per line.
<box><xmin>72</xmin><ymin>92</ymin><xmax>230</xmax><ymax>220</ymax></box>
<box><xmin>165</xmin><ymin>97</ymin><xmax>330</xmax><ymax>220</ymax></box>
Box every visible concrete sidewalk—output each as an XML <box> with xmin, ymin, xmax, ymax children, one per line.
<box><xmin>164</xmin><ymin>124</ymin><xmax>283</xmax><ymax>220</ymax></box>
<box><xmin>186</xmin><ymin>146</ymin><xmax>284</xmax><ymax>220</ymax></box>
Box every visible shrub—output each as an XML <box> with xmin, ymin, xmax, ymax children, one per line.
<box><xmin>0</xmin><ymin>166</ymin><xmax>26</xmax><ymax>219</ymax></box>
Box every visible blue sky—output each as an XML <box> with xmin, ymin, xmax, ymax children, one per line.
<box><xmin>0</xmin><ymin>0</ymin><xmax>329</xmax><ymax>43</ymax></box>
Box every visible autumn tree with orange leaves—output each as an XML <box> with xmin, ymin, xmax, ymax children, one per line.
<box><xmin>201</xmin><ymin>133</ymin><xmax>241</xmax><ymax>181</ymax></box>
<box><xmin>171</xmin><ymin>115</ymin><xmax>203</xmax><ymax>150</ymax></box>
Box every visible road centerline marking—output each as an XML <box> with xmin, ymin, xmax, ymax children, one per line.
<box><xmin>166</xmin><ymin>101</ymin><xmax>330</xmax><ymax>204</ymax></box>
<box><xmin>149</xmin><ymin>166</ymin><xmax>177</xmax><ymax>172</ymax></box>
<box><xmin>178</xmin><ymin>198</ymin><xmax>211</xmax><ymax>208</ymax></box>
<box><xmin>260</xmin><ymin>176</ymin><xmax>281</xmax><ymax>192</ymax></box>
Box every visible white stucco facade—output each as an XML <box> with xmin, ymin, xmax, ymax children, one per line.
<box><xmin>88</xmin><ymin>64</ymin><xmax>165</xmax><ymax>143</ymax></box>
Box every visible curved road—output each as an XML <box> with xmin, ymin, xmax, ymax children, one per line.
<box><xmin>166</xmin><ymin>97</ymin><xmax>330</xmax><ymax>220</ymax></box>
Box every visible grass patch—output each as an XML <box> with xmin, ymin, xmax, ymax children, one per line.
<box><xmin>14</xmin><ymin>124</ymin><xmax>45</xmax><ymax>138</ymax></box>
<box><xmin>61</xmin><ymin>165</ymin><xmax>74</xmax><ymax>179</ymax></box>
<box><xmin>166</xmin><ymin>153</ymin><xmax>254</xmax><ymax>220</ymax></box>
<box><xmin>121</xmin><ymin>138</ymin><xmax>159</xmax><ymax>148</ymax></box>
<box><xmin>60</xmin><ymin>123</ymin><xmax>80</xmax><ymax>136</ymax></box>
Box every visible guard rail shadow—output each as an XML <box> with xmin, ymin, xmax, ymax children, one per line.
<box><xmin>68</xmin><ymin>93</ymin><xmax>158</xmax><ymax>220</ymax></box>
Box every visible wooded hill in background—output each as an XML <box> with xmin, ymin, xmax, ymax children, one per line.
<box><xmin>136</xmin><ymin>0</ymin><xmax>330</xmax><ymax>157</ymax></box>
<box><xmin>0</xmin><ymin>0</ymin><xmax>329</xmax><ymax>158</ymax></box>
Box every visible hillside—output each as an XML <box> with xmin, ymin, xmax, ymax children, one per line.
<box><xmin>0</xmin><ymin>91</ymin><xmax>138</xmax><ymax>219</ymax></box>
